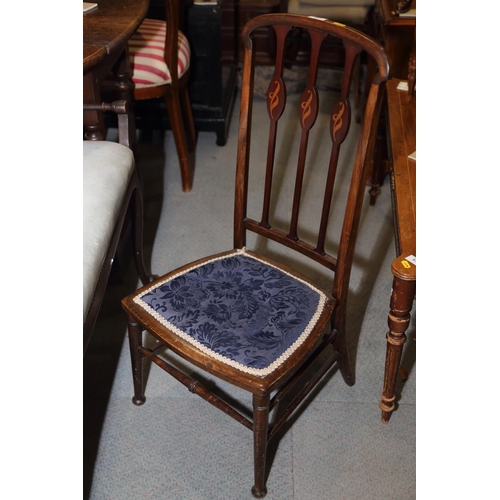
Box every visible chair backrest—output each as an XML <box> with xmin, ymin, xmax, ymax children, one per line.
<box><xmin>234</xmin><ymin>14</ymin><xmax>389</xmax><ymax>308</ymax></box>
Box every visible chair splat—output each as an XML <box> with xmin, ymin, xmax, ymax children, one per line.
<box><xmin>315</xmin><ymin>41</ymin><xmax>361</xmax><ymax>255</ymax></box>
<box><xmin>287</xmin><ymin>29</ymin><xmax>326</xmax><ymax>243</ymax></box>
<box><xmin>260</xmin><ymin>24</ymin><xmax>291</xmax><ymax>230</ymax></box>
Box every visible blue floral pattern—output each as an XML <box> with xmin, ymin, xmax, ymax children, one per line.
<box><xmin>135</xmin><ymin>250</ymin><xmax>327</xmax><ymax>376</ymax></box>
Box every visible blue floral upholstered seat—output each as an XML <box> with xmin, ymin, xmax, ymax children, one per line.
<box><xmin>133</xmin><ymin>249</ymin><xmax>330</xmax><ymax>377</ymax></box>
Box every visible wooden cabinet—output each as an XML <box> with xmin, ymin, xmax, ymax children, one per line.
<box><xmin>373</xmin><ymin>0</ymin><xmax>416</xmax><ymax>80</ymax></box>
<box><xmin>134</xmin><ymin>0</ymin><xmax>237</xmax><ymax>145</ymax></box>
<box><xmin>221</xmin><ymin>0</ymin><xmax>281</xmax><ymax>65</ymax></box>
<box><xmin>184</xmin><ymin>0</ymin><xmax>237</xmax><ymax>145</ymax></box>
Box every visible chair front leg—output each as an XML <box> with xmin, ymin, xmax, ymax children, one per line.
<box><xmin>251</xmin><ymin>393</ymin><xmax>270</xmax><ymax>498</ymax></box>
<box><xmin>127</xmin><ymin>315</ymin><xmax>146</xmax><ymax>405</ymax></box>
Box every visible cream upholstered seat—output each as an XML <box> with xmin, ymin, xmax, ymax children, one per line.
<box><xmin>83</xmin><ymin>141</ymin><xmax>135</xmax><ymax>323</ymax></box>
<box><xmin>287</xmin><ymin>0</ymin><xmax>374</xmax><ymax>25</ymax></box>
<box><xmin>83</xmin><ymin>131</ymin><xmax>151</xmax><ymax>354</ymax></box>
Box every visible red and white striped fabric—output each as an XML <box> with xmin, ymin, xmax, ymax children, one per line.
<box><xmin>128</xmin><ymin>18</ymin><xmax>191</xmax><ymax>88</ymax></box>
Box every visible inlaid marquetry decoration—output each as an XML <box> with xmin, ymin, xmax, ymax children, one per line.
<box><xmin>267</xmin><ymin>78</ymin><xmax>286</xmax><ymax>121</ymax></box>
<box><xmin>330</xmin><ymin>99</ymin><xmax>350</xmax><ymax>144</ymax></box>
<box><xmin>300</xmin><ymin>86</ymin><xmax>318</xmax><ymax>130</ymax></box>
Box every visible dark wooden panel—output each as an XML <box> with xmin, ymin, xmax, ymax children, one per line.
<box><xmin>221</xmin><ymin>0</ymin><xmax>281</xmax><ymax>65</ymax></box>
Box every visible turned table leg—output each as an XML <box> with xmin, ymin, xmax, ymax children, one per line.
<box><xmin>380</xmin><ymin>274</ymin><xmax>415</xmax><ymax>423</ymax></box>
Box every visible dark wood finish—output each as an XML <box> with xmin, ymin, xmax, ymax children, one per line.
<box><xmin>379</xmin><ymin>78</ymin><xmax>416</xmax><ymax>423</ymax></box>
<box><xmin>366</xmin><ymin>0</ymin><xmax>415</xmax><ymax>204</ymax></box>
<box><xmin>407</xmin><ymin>31</ymin><xmax>416</xmax><ymax>97</ymax></box>
<box><xmin>133</xmin><ymin>0</ymin><xmax>237</xmax><ymax>147</ymax></box>
<box><xmin>373</xmin><ymin>0</ymin><xmax>416</xmax><ymax>80</ymax></box>
<box><xmin>83</xmin><ymin>0</ymin><xmax>149</xmax><ymax>141</ymax></box>
<box><xmin>122</xmin><ymin>14</ymin><xmax>389</xmax><ymax>496</ymax></box>
<box><xmin>183</xmin><ymin>0</ymin><xmax>237</xmax><ymax>146</ymax></box>
<box><xmin>396</xmin><ymin>0</ymin><xmax>413</xmax><ymax>14</ymax></box>
<box><xmin>83</xmin><ymin>100</ymin><xmax>153</xmax><ymax>354</ymax></box>
<box><xmin>221</xmin><ymin>0</ymin><xmax>281</xmax><ymax>65</ymax></box>
<box><xmin>126</xmin><ymin>0</ymin><xmax>197</xmax><ymax>192</ymax></box>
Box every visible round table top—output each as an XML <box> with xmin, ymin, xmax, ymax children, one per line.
<box><xmin>83</xmin><ymin>0</ymin><xmax>149</xmax><ymax>72</ymax></box>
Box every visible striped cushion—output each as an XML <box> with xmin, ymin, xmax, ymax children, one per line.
<box><xmin>128</xmin><ymin>18</ymin><xmax>191</xmax><ymax>89</ymax></box>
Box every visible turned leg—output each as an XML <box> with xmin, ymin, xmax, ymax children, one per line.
<box><xmin>83</xmin><ymin>71</ymin><xmax>106</xmax><ymax>141</ymax></box>
<box><xmin>380</xmin><ymin>276</ymin><xmax>415</xmax><ymax>423</ymax></box>
<box><xmin>251</xmin><ymin>394</ymin><xmax>270</xmax><ymax>498</ymax></box>
<box><xmin>128</xmin><ymin>316</ymin><xmax>146</xmax><ymax>405</ymax></box>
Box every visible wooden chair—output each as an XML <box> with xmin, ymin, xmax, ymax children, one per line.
<box><xmin>121</xmin><ymin>14</ymin><xmax>389</xmax><ymax>497</ymax></box>
<box><xmin>83</xmin><ymin>101</ymin><xmax>152</xmax><ymax>354</ymax></box>
<box><xmin>107</xmin><ymin>0</ymin><xmax>196</xmax><ymax>192</ymax></box>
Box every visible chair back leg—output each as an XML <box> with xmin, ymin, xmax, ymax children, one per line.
<box><xmin>164</xmin><ymin>87</ymin><xmax>194</xmax><ymax>192</ymax></box>
<box><xmin>128</xmin><ymin>315</ymin><xmax>147</xmax><ymax>405</ymax></box>
<box><xmin>180</xmin><ymin>86</ymin><xmax>197</xmax><ymax>152</ymax></box>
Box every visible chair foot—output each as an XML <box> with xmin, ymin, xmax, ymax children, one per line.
<box><xmin>132</xmin><ymin>395</ymin><xmax>146</xmax><ymax>406</ymax></box>
<box><xmin>333</xmin><ymin>319</ymin><xmax>355</xmax><ymax>386</ymax></box>
<box><xmin>336</xmin><ymin>344</ymin><xmax>355</xmax><ymax>386</ymax></box>
<box><xmin>251</xmin><ymin>485</ymin><xmax>267</xmax><ymax>498</ymax></box>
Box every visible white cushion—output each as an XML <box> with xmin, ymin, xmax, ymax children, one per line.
<box><xmin>288</xmin><ymin>0</ymin><xmax>372</xmax><ymax>24</ymax></box>
<box><xmin>83</xmin><ymin>141</ymin><xmax>135</xmax><ymax>321</ymax></box>
<box><xmin>128</xmin><ymin>18</ymin><xmax>191</xmax><ymax>88</ymax></box>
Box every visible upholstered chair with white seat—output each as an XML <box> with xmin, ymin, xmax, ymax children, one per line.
<box><xmin>83</xmin><ymin>102</ymin><xmax>152</xmax><ymax>354</ymax></box>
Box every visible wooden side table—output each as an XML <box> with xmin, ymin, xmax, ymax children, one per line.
<box><xmin>379</xmin><ymin>78</ymin><xmax>416</xmax><ymax>423</ymax></box>
<box><xmin>367</xmin><ymin>0</ymin><xmax>415</xmax><ymax>204</ymax></box>
<box><xmin>83</xmin><ymin>0</ymin><xmax>149</xmax><ymax>141</ymax></box>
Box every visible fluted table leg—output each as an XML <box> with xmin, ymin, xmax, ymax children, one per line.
<box><xmin>380</xmin><ymin>273</ymin><xmax>415</xmax><ymax>423</ymax></box>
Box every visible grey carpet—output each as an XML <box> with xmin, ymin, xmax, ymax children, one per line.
<box><xmin>84</xmin><ymin>88</ymin><xmax>416</xmax><ymax>500</ymax></box>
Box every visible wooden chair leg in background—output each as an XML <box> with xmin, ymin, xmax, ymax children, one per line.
<box><xmin>180</xmin><ymin>86</ymin><xmax>197</xmax><ymax>152</ymax></box>
<box><xmin>164</xmin><ymin>87</ymin><xmax>194</xmax><ymax>192</ymax></box>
